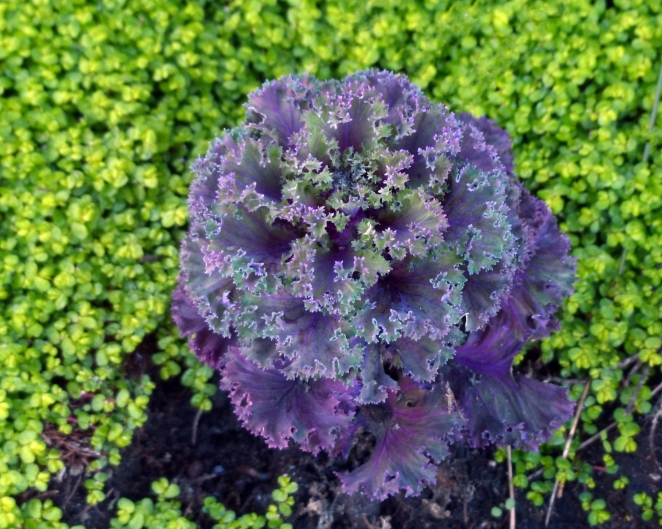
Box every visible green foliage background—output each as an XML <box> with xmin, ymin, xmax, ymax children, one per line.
<box><xmin>1</xmin><ymin>0</ymin><xmax>661</xmax><ymax>526</ymax></box>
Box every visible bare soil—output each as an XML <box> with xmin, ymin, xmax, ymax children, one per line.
<box><xmin>45</xmin><ymin>349</ymin><xmax>662</xmax><ymax>529</ymax></box>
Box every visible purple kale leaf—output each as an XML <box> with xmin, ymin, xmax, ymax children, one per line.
<box><xmin>221</xmin><ymin>347</ymin><xmax>355</xmax><ymax>454</ymax></box>
<box><xmin>442</xmin><ymin>314</ymin><xmax>574</xmax><ymax>450</ymax></box>
<box><xmin>171</xmin><ymin>285</ymin><xmax>236</xmax><ymax>369</ymax></box>
<box><xmin>173</xmin><ymin>69</ymin><xmax>577</xmax><ymax>500</ymax></box>
<box><xmin>337</xmin><ymin>377</ymin><xmax>461</xmax><ymax>500</ymax></box>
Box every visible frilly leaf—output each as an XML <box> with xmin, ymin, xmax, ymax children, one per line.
<box><xmin>443</xmin><ymin>165</ymin><xmax>515</xmax><ymax>274</ymax></box>
<box><xmin>358</xmin><ymin>343</ymin><xmax>399</xmax><ymax>404</ymax></box>
<box><xmin>179</xmin><ymin>224</ymin><xmax>236</xmax><ymax>335</ymax></box>
<box><xmin>455</xmin><ymin>118</ymin><xmax>509</xmax><ymax>175</ymax></box>
<box><xmin>237</xmin><ymin>292</ymin><xmax>359</xmax><ymax>379</ymax></box>
<box><xmin>355</xmin><ymin>252</ymin><xmax>465</xmax><ymax>344</ymax></box>
<box><xmin>370</xmin><ymin>189</ymin><xmax>447</xmax><ymax>259</ymax></box>
<box><xmin>245</xmin><ymin>74</ymin><xmax>318</xmax><ymax>147</ymax></box>
<box><xmin>456</xmin><ymin>113</ymin><xmax>514</xmax><ymax>174</ymax></box>
<box><xmin>171</xmin><ymin>284</ymin><xmax>237</xmax><ymax>369</ymax></box>
<box><xmin>443</xmin><ymin>320</ymin><xmax>574</xmax><ymax>449</ymax></box>
<box><xmin>203</xmin><ymin>205</ymin><xmax>295</xmax><ymax>294</ymax></box>
<box><xmin>346</xmin><ymin>70</ymin><xmax>426</xmax><ymax>140</ymax></box>
<box><xmin>337</xmin><ymin>378</ymin><xmax>461</xmax><ymax>500</ymax></box>
<box><xmin>285</xmin><ymin>239</ymin><xmax>364</xmax><ymax>315</ymax></box>
<box><xmin>500</xmin><ymin>192</ymin><xmax>577</xmax><ymax>340</ymax></box>
<box><xmin>460</xmin><ymin>258</ymin><xmax>514</xmax><ymax>332</ymax></box>
<box><xmin>217</xmin><ymin>136</ymin><xmax>284</xmax><ymax>204</ymax></box>
<box><xmin>393</xmin><ymin>107</ymin><xmax>458</xmax><ymax>190</ymax></box>
<box><xmin>304</xmin><ymin>82</ymin><xmax>389</xmax><ymax>154</ymax></box>
<box><xmin>387</xmin><ymin>334</ymin><xmax>456</xmax><ymax>382</ymax></box>
<box><xmin>222</xmin><ymin>348</ymin><xmax>355</xmax><ymax>454</ymax></box>
<box><xmin>188</xmin><ymin>131</ymin><xmax>244</xmax><ymax>222</ymax></box>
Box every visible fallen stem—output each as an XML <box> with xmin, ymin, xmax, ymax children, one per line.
<box><xmin>577</xmin><ymin>423</ymin><xmax>617</xmax><ymax>451</ymax></box>
<box><xmin>507</xmin><ymin>445</ymin><xmax>516</xmax><ymax>529</ymax></box>
<box><xmin>616</xmin><ymin>353</ymin><xmax>640</xmax><ymax>370</ymax></box>
<box><xmin>622</xmin><ymin>360</ymin><xmax>643</xmax><ymax>388</ymax></box>
<box><xmin>191</xmin><ymin>473</ymin><xmax>222</xmax><ymax>484</ymax></box>
<box><xmin>544</xmin><ymin>381</ymin><xmax>591</xmax><ymax>528</ymax></box>
<box><xmin>191</xmin><ymin>407</ymin><xmax>203</xmax><ymax>446</ymax></box>
<box><xmin>544</xmin><ymin>377</ymin><xmax>590</xmax><ymax>386</ymax></box>
<box><xmin>526</xmin><ymin>467</ymin><xmax>543</xmax><ymax>482</ymax></box>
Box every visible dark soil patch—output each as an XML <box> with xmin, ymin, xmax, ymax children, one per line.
<box><xmin>49</xmin><ymin>363</ymin><xmax>662</xmax><ymax>528</ymax></box>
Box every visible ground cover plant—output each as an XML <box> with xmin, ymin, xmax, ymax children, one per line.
<box><xmin>1</xmin><ymin>0</ymin><xmax>661</xmax><ymax>526</ymax></box>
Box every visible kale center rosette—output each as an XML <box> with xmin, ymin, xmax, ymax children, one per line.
<box><xmin>172</xmin><ymin>70</ymin><xmax>577</xmax><ymax>500</ymax></box>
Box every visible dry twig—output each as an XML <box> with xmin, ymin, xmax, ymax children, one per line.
<box><xmin>622</xmin><ymin>360</ymin><xmax>643</xmax><ymax>388</ymax></box>
<box><xmin>543</xmin><ymin>377</ymin><xmax>590</xmax><ymax>386</ymax></box>
<box><xmin>544</xmin><ymin>381</ymin><xmax>591</xmax><ymax>528</ymax></box>
<box><xmin>616</xmin><ymin>352</ymin><xmax>641</xmax><ymax>370</ymax></box>
<box><xmin>191</xmin><ymin>407</ymin><xmax>203</xmax><ymax>446</ymax></box>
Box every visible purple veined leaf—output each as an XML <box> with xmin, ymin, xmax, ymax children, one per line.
<box><xmin>502</xmin><ymin>178</ymin><xmax>529</xmax><ymax>267</ymax></box>
<box><xmin>279</xmin><ymin>309</ymin><xmax>356</xmax><ymax>379</ymax></box>
<box><xmin>217</xmin><ymin>136</ymin><xmax>285</xmax><ymax>204</ymax></box>
<box><xmin>189</xmin><ymin>130</ymin><xmax>245</xmax><ymax>221</ymax></box>
<box><xmin>236</xmin><ymin>292</ymin><xmax>359</xmax><ymax>379</ymax></box>
<box><xmin>456</xmin><ymin>113</ymin><xmax>514</xmax><ymax>174</ymax></box>
<box><xmin>392</xmin><ymin>106</ymin><xmax>459</xmax><ymax>190</ymax></box>
<box><xmin>245</xmin><ymin>74</ymin><xmax>319</xmax><ymax>147</ymax></box>
<box><xmin>240</xmin><ymin>337</ymin><xmax>280</xmax><ymax>370</ymax></box>
<box><xmin>203</xmin><ymin>204</ymin><xmax>296</xmax><ymax>294</ymax></box>
<box><xmin>171</xmin><ymin>284</ymin><xmax>237</xmax><ymax>369</ymax></box>
<box><xmin>460</xmin><ymin>258</ymin><xmax>515</xmax><ymax>332</ymax></box>
<box><xmin>337</xmin><ymin>377</ymin><xmax>462</xmax><ymax>500</ymax></box>
<box><xmin>355</xmin><ymin>252</ymin><xmax>465</xmax><ymax>344</ymax></box>
<box><xmin>520</xmin><ymin>196</ymin><xmax>576</xmax><ymax>302</ymax></box>
<box><xmin>497</xmin><ymin>280</ymin><xmax>561</xmax><ymax>342</ymax></box>
<box><xmin>179</xmin><ymin>224</ymin><xmax>236</xmax><ymax>336</ymax></box>
<box><xmin>357</xmin><ymin>343</ymin><xmax>399</xmax><ymax>404</ymax></box>
<box><xmin>498</xmin><ymin>191</ymin><xmax>577</xmax><ymax>340</ymax></box>
<box><xmin>291</xmin><ymin>241</ymin><xmax>361</xmax><ymax>314</ymax></box>
<box><xmin>370</xmin><ymin>189</ymin><xmax>447</xmax><ymax>259</ymax></box>
<box><xmin>304</xmin><ymin>82</ymin><xmax>389</xmax><ymax>155</ymax></box>
<box><xmin>346</xmin><ymin>69</ymin><xmax>427</xmax><ymax>141</ymax></box>
<box><xmin>454</xmin><ymin>118</ymin><xmax>508</xmax><ymax>176</ymax></box>
<box><xmin>386</xmin><ymin>333</ymin><xmax>457</xmax><ymax>382</ymax></box>
<box><xmin>443</xmin><ymin>164</ymin><xmax>516</xmax><ymax>274</ymax></box>
<box><xmin>221</xmin><ymin>348</ymin><xmax>356</xmax><ymax>454</ymax></box>
<box><xmin>443</xmin><ymin>319</ymin><xmax>574</xmax><ymax>449</ymax></box>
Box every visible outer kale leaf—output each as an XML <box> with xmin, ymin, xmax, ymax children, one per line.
<box><xmin>499</xmin><ymin>185</ymin><xmax>577</xmax><ymax>340</ymax></box>
<box><xmin>337</xmin><ymin>378</ymin><xmax>461</xmax><ymax>500</ymax></box>
<box><xmin>222</xmin><ymin>348</ymin><xmax>355</xmax><ymax>454</ymax></box>
<box><xmin>171</xmin><ymin>285</ymin><xmax>236</xmax><ymax>369</ymax></box>
<box><xmin>442</xmin><ymin>315</ymin><xmax>574</xmax><ymax>449</ymax></box>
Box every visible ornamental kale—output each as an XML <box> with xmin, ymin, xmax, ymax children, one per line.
<box><xmin>172</xmin><ymin>70</ymin><xmax>577</xmax><ymax>500</ymax></box>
